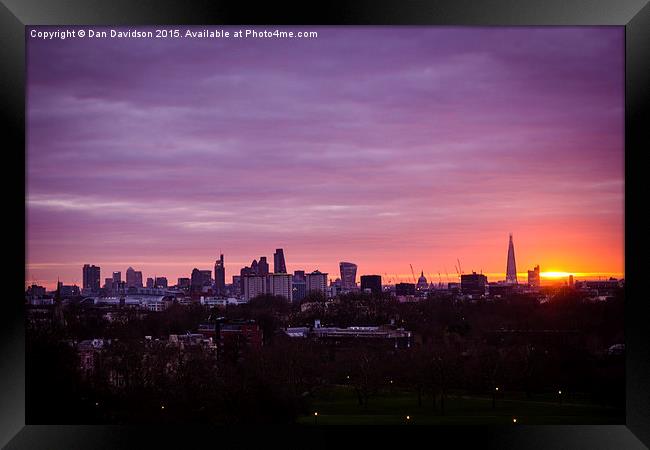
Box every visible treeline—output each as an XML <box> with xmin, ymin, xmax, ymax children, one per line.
<box><xmin>27</xmin><ymin>328</ymin><xmax>623</xmax><ymax>424</ymax></box>
<box><xmin>26</xmin><ymin>288</ymin><xmax>624</xmax><ymax>423</ymax></box>
<box><xmin>34</xmin><ymin>288</ymin><xmax>624</xmax><ymax>347</ymax></box>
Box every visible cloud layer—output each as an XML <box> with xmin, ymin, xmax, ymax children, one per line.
<box><xmin>26</xmin><ymin>27</ymin><xmax>624</xmax><ymax>288</ymax></box>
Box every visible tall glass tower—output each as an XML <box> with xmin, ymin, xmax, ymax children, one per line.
<box><xmin>506</xmin><ymin>233</ymin><xmax>518</xmax><ymax>284</ymax></box>
<box><xmin>214</xmin><ymin>254</ymin><xmax>226</xmax><ymax>294</ymax></box>
<box><xmin>274</xmin><ymin>248</ymin><xmax>287</xmax><ymax>273</ymax></box>
<box><xmin>339</xmin><ymin>262</ymin><xmax>358</xmax><ymax>290</ymax></box>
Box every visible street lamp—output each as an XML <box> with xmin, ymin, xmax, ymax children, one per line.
<box><xmin>512</xmin><ymin>418</ymin><xmax>517</xmax><ymax>423</ymax></box>
<box><xmin>314</xmin><ymin>411</ymin><xmax>318</xmax><ymax>425</ymax></box>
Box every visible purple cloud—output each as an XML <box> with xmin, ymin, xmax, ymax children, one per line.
<box><xmin>26</xmin><ymin>27</ymin><xmax>624</xmax><ymax>288</ymax></box>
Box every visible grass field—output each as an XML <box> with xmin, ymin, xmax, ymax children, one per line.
<box><xmin>296</xmin><ymin>386</ymin><xmax>624</xmax><ymax>425</ymax></box>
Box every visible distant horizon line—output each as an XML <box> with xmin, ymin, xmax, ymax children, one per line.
<box><xmin>26</xmin><ymin>270</ymin><xmax>625</xmax><ymax>290</ymax></box>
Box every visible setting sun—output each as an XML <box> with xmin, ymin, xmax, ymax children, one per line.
<box><xmin>541</xmin><ymin>271</ymin><xmax>572</xmax><ymax>279</ymax></box>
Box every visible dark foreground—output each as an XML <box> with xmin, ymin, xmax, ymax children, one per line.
<box><xmin>297</xmin><ymin>385</ymin><xmax>623</xmax><ymax>425</ymax></box>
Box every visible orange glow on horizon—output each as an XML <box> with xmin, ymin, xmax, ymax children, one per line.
<box><xmin>25</xmin><ymin>267</ymin><xmax>625</xmax><ymax>291</ymax></box>
<box><xmin>541</xmin><ymin>271</ymin><xmax>572</xmax><ymax>279</ymax></box>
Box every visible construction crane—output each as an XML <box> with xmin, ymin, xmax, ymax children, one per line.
<box><xmin>457</xmin><ymin>258</ymin><xmax>463</xmax><ymax>275</ymax></box>
<box><xmin>409</xmin><ymin>264</ymin><xmax>417</xmax><ymax>284</ymax></box>
<box><xmin>438</xmin><ymin>272</ymin><xmax>443</xmax><ymax>289</ymax></box>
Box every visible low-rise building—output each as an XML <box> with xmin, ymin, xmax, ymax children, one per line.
<box><xmin>200</xmin><ymin>297</ymin><xmax>248</xmax><ymax>307</ymax></box>
<box><xmin>77</xmin><ymin>338</ymin><xmax>107</xmax><ymax>379</ymax></box>
<box><xmin>395</xmin><ymin>283</ymin><xmax>416</xmax><ymax>296</ymax></box>
<box><xmin>219</xmin><ymin>320</ymin><xmax>263</xmax><ymax>351</ymax></box>
<box><xmin>285</xmin><ymin>323</ymin><xmax>412</xmax><ymax>349</ymax></box>
<box><xmin>87</xmin><ymin>295</ymin><xmax>173</xmax><ymax>311</ymax></box>
<box><xmin>168</xmin><ymin>333</ymin><xmax>216</xmax><ymax>351</ymax></box>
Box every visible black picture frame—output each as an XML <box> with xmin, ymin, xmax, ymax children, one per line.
<box><xmin>2</xmin><ymin>1</ymin><xmax>648</xmax><ymax>448</ymax></box>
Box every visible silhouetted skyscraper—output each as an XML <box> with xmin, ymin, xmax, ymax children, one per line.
<box><xmin>110</xmin><ymin>272</ymin><xmax>121</xmax><ymax>293</ymax></box>
<box><xmin>177</xmin><ymin>277</ymin><xmax>190</xmax><ymax>289</ymax></box>
<box><xmin>258</xmin><ymin>257</ymin><xmax>269</xmax><ymax>276</ymax></box>
<box><xmin>360</xmin><ymin>275</ymin><xmax>382</xmax><ymax>294</ymax></box>
<box><xmin>461</xmin><ymin>272</ymin><xmax>488</xmax><ymax>297</ymax></box>
<box><xmin>291</xmin><ymin>270</ymin><xmax>307</xmax><ymax>302</ymax></box>
<box><xmin>306</xmin><ymin>270</ymin><xmax>328</xmax><ymax>295</ymax></box>
<box><xmin>274</xmin><ymin>248</ymin><xmax>287</xmax><ymax>273</ymax></box>
<box><xmin>527</xmin><ymin>265</ymin><xmax>540</xmax><ymax>288</ymax></box>
<box><xmin>269</xmin><ymin>273</ymin><xmax>292</xmax><ymax>301</ymax></box>
<box><xmin>126</xmin><ymin>267</ymin><xmax>143</xmax><ymax>288</ymax></box>
<box><xmin>506</xmin><ymin>233</ymin><xmax>518</xmax><ymax>284</ymax></box>
<box><xmin>190</xmin><ymin>268</ymin><xmax>201</xmax><ymax>291</ymax></box>
<box><xmin>339</xmin><ymin>262</ymin><xmax>357</xmax><ymax>291</ymax></box>
<box><xmin>293</xmin><ymin>270</ymin><xmax>306</xmax><ymax>282</ymax></box>
<box><xmin>82</xmin><ymin>264</ymin><xmax>100</xmax><ymax>293</ymax></box>
<box><xmin>215</xmin><ymin>254</ymin><xmax>226</xmax><ymax>294</ymax></box>
<box><xmin>200</xmin><ymin>270</ymin><xmax>212</xmax><ymax>286</ymax></box>
<box><xmin>146</xmin><ymin>277</ymin><xmax>154</xmax><ymax>288</ymax></box>
<box><xmin>242</xmin><ymin>275</ymin><xmax>267</xmax><ymax>300</ymax></box>
<box><xmin>232</xmin><ymin>275</ymin><xmax>242</xmax><ymax>297</ymax></box>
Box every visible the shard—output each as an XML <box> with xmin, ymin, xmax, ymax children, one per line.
<box><xmin>506</xmin><ymin>233</ymin><xmax>518</xmax><ymax>284</ymax></box>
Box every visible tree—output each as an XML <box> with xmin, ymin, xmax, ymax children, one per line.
<box><xmin>339</xmin><ymin>346</ymin><xmax>385</xmax><ymax>407</ymax></box>
<box><xmin>422</xmin><ymin>343</ymin><xmax>460</xmax><ymax>415</ymax></box>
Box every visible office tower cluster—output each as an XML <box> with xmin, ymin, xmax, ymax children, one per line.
<box><xmin>238</xmin><ymin>248</ymin><xmax>330</xmax><ymax>302</ymax></box>
<box><xmin>66</xmin><ymin>234</ymin><xmax>555</xmax><ymax>304</ymax></box>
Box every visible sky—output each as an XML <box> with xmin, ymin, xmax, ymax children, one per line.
<box><xmin>26</xmin><ymin>26</ymin><xmax>624</xmax><ymax>289</ymax></box>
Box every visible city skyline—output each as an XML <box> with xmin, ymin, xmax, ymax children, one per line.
<box><xmin>28</xmin><ymin>239</ymin><xmax>622</xmax><ymax>290</ymax></box>
<box><xmin>27</xmin><ymin>27</ymin><xmax>624</xmax><ymax>289</ymax></box>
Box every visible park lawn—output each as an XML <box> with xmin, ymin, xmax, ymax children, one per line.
<box><xmin>296</xmin><ymin>385</ymin><xmax>624</xmax><ymax>425</ymax></box>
